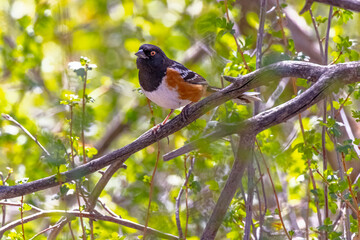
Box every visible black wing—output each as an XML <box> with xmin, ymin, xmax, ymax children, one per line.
<box><xmin>169</xmin><ymin>61</ymin><xmax>208</xmax><ymax>86</ymax></box>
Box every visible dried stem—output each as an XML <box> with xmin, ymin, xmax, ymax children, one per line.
<box><xmin>322</xmin><ymin>98</ymin><xmax>329</xmax><ymax>240</ymax></box>
<box><xmin>184</xmin><ymin>158</ymin><xmax>189</xmax><ymax>239</ymax></box>
<box><xmin>20</xmin><ymin>195</ymin><xmax>25</xmax><ymax>240</ymax></box>
<box><xmin>341</xmin><ymin>152</ymin><xmax>360</xmax><ymax>236</ymax></box>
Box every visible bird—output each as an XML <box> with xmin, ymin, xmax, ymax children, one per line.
<box><xmin>135</xmin><ymin>44</ymin><xmax>260</xmax><ymax>128</ymax></box>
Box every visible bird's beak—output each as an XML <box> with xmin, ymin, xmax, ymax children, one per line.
<box><xmin>135</xmin><ymin>49</ymin><xmax>148</xmax><ymax>59</ymax></box>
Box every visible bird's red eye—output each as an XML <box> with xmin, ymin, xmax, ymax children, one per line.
<box><xmin>150</xmin><ymin>51</ymin><xmax>156</xmax><ymax>56</ymax></box>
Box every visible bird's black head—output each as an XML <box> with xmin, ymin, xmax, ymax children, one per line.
<box><xmin>135</xmin><ymin>44</ymin><xmax>169</xmax><ymax>72</ymax></box>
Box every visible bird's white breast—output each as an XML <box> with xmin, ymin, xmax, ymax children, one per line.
<box><xmin>142</xmin><ymin>81</ymin><xmax>190</xmax><ymax>110</ymax></box>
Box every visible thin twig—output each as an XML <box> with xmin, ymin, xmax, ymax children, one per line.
<box><xmin>256</xmin><ymin>0</ymin><xmax>266</xmax><ymax>70</ymax></box>
<box><xmin>81</xmin><ymin>64</ymin><xmax>92</xmax><ymax>239</ymax></box>
<box><xmin>76</xmin><ymin>183</ymin><xmax>86</xmax><ymax>240</ymax></box>
<box><xmin>329</xmin><ymin>52</ymin><xmax>343</xmax><ymax>65</ymax></box>
<box><xmin>0</xmin><ymin>201</ymin><xmax>42</xmax><ymax>212</ymax></box>
<box><xmin>334</xmin><ymin>90</ymin><xmax>352</xmax><ymax>118</ymax></box>
<box><xmin>144</xmin><ymin>101</ymin><xmax>161</xmax><ymax>239</ymax></box>
<box><xmin>20</xmin><ymin>195</ymin><xmax>25</xmax><ymax>240</ymax></box>
<box><xmin>324</xmin><ymin>6</ymin><xmax>333</xmax><ymax>65</ymax></box>
<box><xmin>0</xmin><ymin>173</ymin><xmax>6</xmax><ymax>230</ymax></box>
<box><xmin>69</xmin><ymin>106</ymin><xmax>75</xmax><ymax>168</ymax></box>
<box><xmin>143</xmin><ymin>143</ymin><xmax>160</xmax><ymax>239</ymax></box>
<box><xmin>97</xmin><ymin>199</ymin><xmax>118</xmax><ymax>217</ymax></box>
<box><xmin>309</xmin><ymin>8</ymin><xmax>324</xmax><ymax>59</ymax></box>
<box><xmin>322</xmin><ymin>97</ymin><xmax>329</xmax><ymax>240</ymax></box>
<box><xmin>224</xmin><ymin>0</ymin><xmax>251</xmax><ymax>72</ymax></box>
<box><xmin>47</xmin><ymin>217</ymin><xmax>70</xmax><ymax>240</ymax></box>
<box><xmin>275</xmin><ymin>0</ymin><xmax>288</xmax><ymax>48</ymax></box>
<box><xmin>244</xmin><ymin>161</ymin><xmax>255</xmax><ymax>240</ymax></box>
<box><xmin>69</xmin><ymin>105</ymin><xmax>86</xmax><ymax>240</ymax></box>
<box><xmin>323</xmin><ymin>7</ymin><xmax>333</xmax><ymax>238</ymax></box>
<box><xmin>82</xmin><ymin>63</ymin><xmax>88</xmax><ymax>164</ymax></box>
<box><xmin>305</xmin><ymin>184</ymin><xmax>310</xmax><ymax>240</ymax></box>
<box><xmin>68</xmin><ymin>221</ymin><xmax>75</xmax><ymax>240</ymax></box>
<box><xmin>0</xmin><ymin>210</ymin><xmax>179</xmax><ymax>239</ymax></box>
<box><xmin>254</xmin><ymin>155</ymin><xmax>267</xmax><ymax>239</ymax></box>
<box><xmin>29</xmin><ymin>223</ymin><xmax>61</xmax><ymax>240</ymax></box>
<box><xmin>256</xmin><ymin>140</ymin><xmax>291</xmax><ymax>240</ymax></box>
<box><xmin>1</xmin><ymin>114</ymin><xmax>50</xmax><ymax>156</ymax></box>
<box><xmin>175</xmin><ymin>157</ymin><xmax>195</xmax><ymax>239</ymax></box>
<box><xmin>184</xmin><ymin>158</ymin><xmax>189</xmax><ymax>239</ymax></box>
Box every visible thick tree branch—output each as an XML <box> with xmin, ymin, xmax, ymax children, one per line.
<box><xmin>0</xmin><ymin>61</ymin><xmax>358</xmax><ymax>200</ymax></box>
<box><xmin>300</xmin><ymin>0</ymin><xmax>360</xmax><ymax>14</ymax></box>
<box><xmin>163</xmin><ymin>61</ymin><xmax>360</xmax><ymax>161</ymax></box>
<box><xmin>201</xmin><ymin>135</ymin><xmax>253</xmax><ymax>239</ymax></box>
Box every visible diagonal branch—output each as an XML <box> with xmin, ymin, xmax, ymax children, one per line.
<box><xmin>300</xmin><ymin>0</ymin><xmax>360</xmax><ymax>14</ymax></box>
<box><xmin>0</xmin><ymin>210</ymin><xmax>179</xmax><ymax>239</ymax></box>
<box><xmin>164</xmin><ymin>61</ymin><xmax>360</xmax><ymax>161</ymax></box>
<box><xmin>201</xmin><ymin>135</ymin><xmax>253</xmax><ymax>239</ymax></box>
<box><xmin>0</xmin><ymin>61</ymin><xmax>359</xmax><ymax>200</ymax></box>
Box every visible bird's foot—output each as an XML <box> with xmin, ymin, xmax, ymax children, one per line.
<box><xmin>180</xmin><ymin>104</ymin><xmax>192</xmax><ymax>121</ymax></box>
<box><xmin>151</xmin><ymin>123</ymin><xmax>163</xmax><ymax>135</ymax></box>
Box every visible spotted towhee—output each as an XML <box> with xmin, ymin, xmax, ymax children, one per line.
<box><xmin>135</xmin><ymin>44</ymin><xmax>260</xmax><ymax>126</ymax></box>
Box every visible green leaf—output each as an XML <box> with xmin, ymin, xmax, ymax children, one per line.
<box><xmin>143</xmin><ymin>175</ymin><xmax>152</xmax><ymax>184</ymax></box>
<box><xmin>332</xmin><ymin>101</ymin><xmax>340</xmax><ymax>110</ymax></box>
<box><xmin>79</xmin><ymin>205</ymin><xmax>85</xmax><ymax>211</ymax></box>
<box><xmin>189</xmin><ymin>180</ymin><xmax>201</xmax><ymax>193</ymax></box>
<box><xmin>205</xmin><ymin>180</ymin><xmax>219</xmax><ymax>191</ymax></box>
<box><xmin>346</xmin><ymin>167</ymin><xmax>353</xmax><ymax>175</ymax></box>
<box><xmin>338</xmin><ymin>179</ymin><xmax>348</xmax><ymax>192</ymax></box>
<box><xmin>22</xmin><ymin>203</ymin><xmax>32</xmax><ymax>211</ymax></box>
<box><xmin>296</xmin><ymin>78</ymin><xmax>309</xmax><ymax>88</ymax></box>
<box><xmin>352</xmin><ymin>110</ymin><xmax>360</xmax><ymax>122</ymax></box>
<box><xmin>315</xmin><ymin>16</ymin><xmax>328</xmax><ymax>25</ymax></box>
<box><xmin>85</xmin><ymin>147</ymin><xmax>98</xmax><ymax>158</ymax></box>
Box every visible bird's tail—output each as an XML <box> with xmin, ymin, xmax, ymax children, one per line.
<box><xmin>207</xmin><ymin>86</ymin><xmax>262</xmax><ymax>104</ymax></box>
